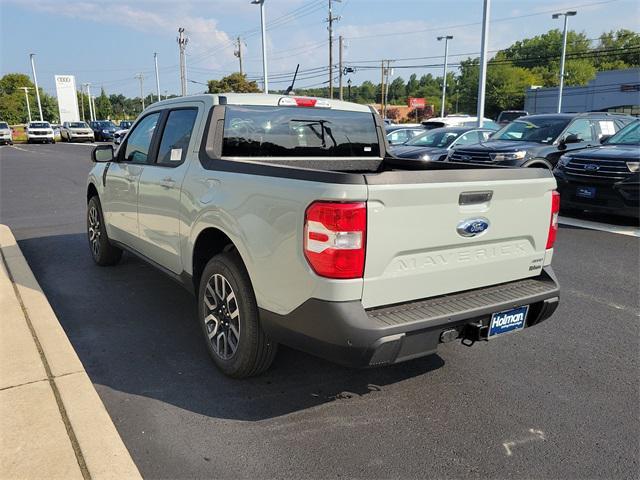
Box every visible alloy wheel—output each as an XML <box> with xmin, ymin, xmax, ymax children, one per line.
<box><xmin>88</xmin><ymin>205</ymin><xmax>101</xmax><ymax>257</ymax></box>
<box><xmin>203</xmin><ymin>273</ymin><xmax>241</xmax><ymax>360</ymax></box>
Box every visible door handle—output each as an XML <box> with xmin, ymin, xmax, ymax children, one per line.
<box><xmin>160</xmin><ymin>177</ymin><xmax>176</xmax><ymax>188</ymax></box>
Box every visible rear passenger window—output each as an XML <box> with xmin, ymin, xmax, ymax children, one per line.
<box><xmin>157</xmin><ymin>109</ymin><xmax>198</xmax><ymax>166</ymax></box>
<box><xmin>455</xmin><ymin>131</ymin><xmax>481</xmax><ymax>146</ymax></box>
<box><xmin>565</xmin><ymin>119</ymin><xmax>595</xmax><ymax>142</ymax></box>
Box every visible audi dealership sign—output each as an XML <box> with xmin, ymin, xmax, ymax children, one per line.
<box><xmin>54</xmin><ymin>75</ymin><xmax>80</xmax><ymax>123</ymax></box>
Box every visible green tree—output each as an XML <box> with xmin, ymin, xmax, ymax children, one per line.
<box><xmin>0</xmin><ymin>73</ymin><xmax>58</xmax><ymax>124</ymax></box>
<box><xmin>94</xmin><ymin>88</ymin><xmax>112</xmax><ymax>119</ymax></box>
<box><xmin>595</xmin><ymin>29</ymin><xmax>640</xmax><ymax>68</ymax></box>
<box><xmin>387</xmin><ymin>77</ymin><xmax>406</xmax><ymax>104</ymax></box>
<box><xmin>207</xmin><ymin>73</ymin><xmax>260</xmax><ymax>94</ymax></box>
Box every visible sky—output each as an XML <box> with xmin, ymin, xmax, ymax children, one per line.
<box><xmin>1</xmin><ymin>0</ymin><xmax>638</xmax><ymax>98</ymax></box>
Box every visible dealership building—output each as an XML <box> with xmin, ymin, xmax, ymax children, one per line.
<box><xmin>524</xmin><ymin>68</ymin><xmax>640</xmax><ymax>116</ymax></box>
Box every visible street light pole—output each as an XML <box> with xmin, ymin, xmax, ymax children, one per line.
<box><xmin>437</xmin><ymin>35</ymin><xmax>453</xmax><ymax>118</ymax></box>
<box><xmin>552</xmin><ymin>11</ymin><xmax>577</xmax><ymax>113</ymax></box>
<box><xmin>251</xmin><ymin>0</ymin><xmax>268</xmax><ymax>93</ymax></box>
<box><xmin>29</xmin><ymin>54</ymin><xmax>43</xmax><ymax>121</ymax></box>
<box><xmin>476</xmin><ymin>0</ymin><xmax>491</xmax><ymax>127</ymax></box>
<box><xmin>154</xmin><ymin>53</ymin><xmax>161</xmax><ymax>102</ymax></box>
<box><xmin>84</xmin><ymin>83</ymin><xmax>94</xmax><ymax>121</ymax></box>
<box><xmin>20</xmin><ymin>87</ymin><xmax>32</xmax><ymax>123</ymax></box>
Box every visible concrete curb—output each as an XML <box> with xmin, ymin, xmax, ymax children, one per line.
<box><xmin>0</xmin><ymin>224</ymin><xmax>142</xmax><ymax>480</ymax></box>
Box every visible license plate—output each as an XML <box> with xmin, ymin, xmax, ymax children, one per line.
<box><xmin>488</xmin><ymin>305</ymin><xmax>528</xmax><ymax>339</ymax></box>
<box><xmin>576</xmin><ymin>186</ymin><xmax>596</xmax><ymax>199</ymax></box>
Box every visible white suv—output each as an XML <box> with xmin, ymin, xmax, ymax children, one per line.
<box><xmin>0</xmin><ymin>122</ymin><xmax>12</xmax><ymax>145</ymax></box>
<box><xmin>26</xmin><ymin>121</ymin><xmax>55</xmax><ymax>144</ymax></box>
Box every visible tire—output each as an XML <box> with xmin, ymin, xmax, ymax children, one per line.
<box><xmin>87</xmin><ymin>196</ymin><xmax>122</xmax><ymax>266</ymax></box>
<box><xmin>198</xmin><ymin>252</ymin><xmax>277</xmax><ymax>378</ymax></box>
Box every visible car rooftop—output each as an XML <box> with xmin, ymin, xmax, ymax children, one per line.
<box><xmin>147</xmin><ymin>93</ymin><xmax>373</xmax><ymax>113</ymax></box>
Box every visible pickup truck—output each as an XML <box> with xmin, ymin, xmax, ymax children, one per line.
<box><xmin>87</xmin><ymin>93</ymin><xmax>560</xmax><ymax>378</ymax></box>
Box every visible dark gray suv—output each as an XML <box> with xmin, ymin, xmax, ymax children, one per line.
<box><xmin>448</xmin><ymin>112</ymin><xmax>634</xmax><ymax>169</ymax></box>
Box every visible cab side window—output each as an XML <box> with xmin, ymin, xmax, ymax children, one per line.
<box><xmin>156</xmin><ymin>109</ymin><xmax>198</xmax><ymax>166</ymax></box>
<box><xmin>123</xmin><ymin>113</ymin><xmax>160</xmax><ymax>164</ymax></box>
<box><xmin>565</xmin><ymin>119</ymin><xmax>595</xmax><ymax>142</ymax></box>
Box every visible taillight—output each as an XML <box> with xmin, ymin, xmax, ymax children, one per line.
<box><xmin>546</xmin><ymin>191</ymin><xmax>560</xmax><ymax>249</ymax></box>
<box><xmin>278</xmin><ymin>97</ymin><xmax>331</xmax><ymax>108</ymax></box>
<box><xmin>304</xmin><ymin>201</ymin><xmax>366</xmax><ymax>279</ymax></box>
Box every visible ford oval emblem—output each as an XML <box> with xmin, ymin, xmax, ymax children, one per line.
<box><xmin>457</xmin><ymin>218</ymin><xmax>490</xmax><ymax>237</ymax></box>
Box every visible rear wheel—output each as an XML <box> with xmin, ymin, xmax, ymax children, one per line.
<box><xmin>198</xmin><ymin>252</ymin><xmax>277</xmax><ymax>378</ymax></box>
<box><xmin>87</xmin><ymin>196</ymin><xmax>122</xmax><ymax>266</ymax></box>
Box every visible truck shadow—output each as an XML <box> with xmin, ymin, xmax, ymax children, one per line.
<box><xmin>18</xmin><ymin>233</ymin><xmax>445</xmax><ymax>421</ymax></box>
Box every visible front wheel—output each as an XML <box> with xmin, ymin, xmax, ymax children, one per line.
<box><xmin>87</xmin><ymin>196</ymin><xmax>122</xmax><ymax>266</ymax></box>
<box><xmin>198</xmin><ymin>252</ymin><xmax>277</xmax><ymax>378</ymax></box>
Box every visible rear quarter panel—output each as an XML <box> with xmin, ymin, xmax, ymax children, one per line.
<box><xmin>183</xmin><ymin>164</ymin><xmax>368</xmax><ymax>315</ymax></box>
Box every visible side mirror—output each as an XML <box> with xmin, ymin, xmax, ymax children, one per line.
<box><xmin>599</xmin><ymin>134</ymin><xmax>611</xmax><ymax>144</ymax></box>
<box><xmin>92</xmin><ymin>144</ymin><xmax>114</xmax><ymax>163</ymax></box>
<box><xmin>563</xmin><ymin>133</ymin><xmax>581</xmax><ymax>144</ymax></box>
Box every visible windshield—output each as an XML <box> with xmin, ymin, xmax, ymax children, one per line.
<box><xmin>406</xmin><ymin>129</ymin><xmax>461</xmax><ymax>148</ymax></box>
<box><xmin>120</xmin><ymin>122</ymin><xmax>132</xmax><ymax>128</ymax></box>
<box><xmin>222</xmin><ymin>105</ymin><xmax>380</xmax><ymax>157</ymax></box>
<box><xmin>69</xmin><ymin>122</ymin><xmax>88</xmax><ymax>128</ymax></box>
<box><xmin>95</xmin><ymin>121</ymin><xmax>116</xmax><ymax>129</ymax></box>
<box><xmin>29</xmin><ymin>122</ymin><xmax>50</xmax><ymax>128</ymax></box>
<box><xmin>605</xmin><ymin>121</ymin><xmax>640</xmax><ymax>145</ymax></box>
<box><xmin>0</xmin><ymin>122</ymin><xmax>8</xmax><ymax>129</ymax></box>
<box><xmin>492</xmin><ymin>117</ymin><xmax>570</xmax><ymax>144</ymax></box>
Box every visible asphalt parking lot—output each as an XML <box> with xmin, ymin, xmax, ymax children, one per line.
<box><xmin>1</xmin><ymin>143</ymin><xmax>638</xmax><ymax>479</ymax></box>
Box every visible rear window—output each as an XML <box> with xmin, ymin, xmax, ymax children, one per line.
<box><xmin>222</xmin><ymin>105</ymin><xmax>380</xmax><ymax>157</ymax></box>
<box><xmin>498</xmin><ymin>112</ymin><xmax>526</xmax><ymax>123</ymax></box>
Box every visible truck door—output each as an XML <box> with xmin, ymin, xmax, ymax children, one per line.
<box><xmin>102</xmin><ymin>112</ymin><xmax>161</xmax><ymax>249</ymax></box>
<box><xmin>136</xmin><ymin>105</ymin><xmax>201</xmax><ymax>273</ymax></box>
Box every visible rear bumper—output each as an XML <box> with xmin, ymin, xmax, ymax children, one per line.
<box><xmin>260</xmin><ymin>267</ymin><xmax>560</xmax><ymax>368</ymax></box>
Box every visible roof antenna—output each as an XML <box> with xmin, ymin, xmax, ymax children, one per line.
<box><xmin>285</xmin><ymin>64</ymin><xmax>300</xmax><ymax>95</ymax></box>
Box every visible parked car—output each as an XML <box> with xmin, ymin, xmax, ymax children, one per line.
<box><xmin>61</xmin><ymin>121</ymin><xmax>95</xmax><ymax>142</ymax></box>
<box><xmin>113</xmin><ymin>120</ymin><xmax>133</xmax><ymax>145</ymax></box>
<box><xmin>385</xmin><ymin>124</ymin><xmax>425</xmax><ymax>145</ymax></box>
<box><xmin>497</xmin><ymin>110</ymin><xmax>528</xmax><ymax>126</ymax></box>
<box><xmin>87</xmin><ymin>93</ymin><xmax>560</xmax><ymax>378</ymax></box>
<box><xmin>554</xmin><ymin>119</ymin><xmax>640</xmax><ymax>218</ymax></box>
<box><xmin>390</xmin><ymin>126</ymin><xmax>494</xmax><ymax>161</ymax></box>
<box><xmin>422</xmin><ymin>115</ymin><xmax>500</xmax><ymax>130</ymax></box>
<box><xmin>0</xmin><ymin>121</ymin><xmax>13</xmax><ymax>145</ymax></box>
<box><xmin>447</xmin><ymin>112</ymin><xmax>634</xmax><ymax>169</ymax></box>
<box><xmin>25</xmin><ymin>121</ymin><xmax>55</xmax><ymax>144</ymax></box>
<box><xmin>89</xmin><ymin>120</ymin><xmax>118</xmax><ymax>141</ymax></box>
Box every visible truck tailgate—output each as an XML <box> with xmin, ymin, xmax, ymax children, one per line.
<box><xmin>362</xmin><ymin>168</ymin><xmax>556</xmax><ymax>309</ymax></box>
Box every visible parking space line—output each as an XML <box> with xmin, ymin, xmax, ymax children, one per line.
<box><xmin>559</xmin><ymin>216</ymin><xmax>640</xmax><ymax>238</ymax></box>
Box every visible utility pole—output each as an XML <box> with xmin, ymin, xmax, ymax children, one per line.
<box><xmin>383</xmin><ymin>60</ymin><xmax>392</xmax><ymax>118</ymax></box>
<box><xmin>553</xmin><ymin>11</ymin><xmax>577</xmax><ymax>113</ymax></box>
<box><xmin>135</xmin><ymin>73</ymin><xmax>145</xmax><ymax>110</ymax></box>
<box><xmin>380</xmin><ymin>60</ymin><xmax>385</xmax><ymax>118</ymax></box>
<box><xmin>338</xmin><ymin>35</ymin><xmax>344</xmax><ymax>100</ymax></box>
<box><xmin>177</xmin><ymin>27</ymin><xmax>189</xmax><ymax>96</ymax></box>
<box><xmin>234</xmin><ymin>37</ymin><xmax>244</xmax><ymax>75</ymax></box>
<box><xmin>20</xmin><ymin>87</ymin><xmax>32</xmax><ymax>123</ymax></box>
<box><xmin>476</xmin><ymin>0</ymin><xmax>491</xmax><ymax>127</ymax></box>
<box><xmin>154</xmin><ymin>53</ymin><xmax>161</xmax><ymax>103</ymax></box>
<box><xmin>437</xmin><ymin>35</ymin><xmax>453</xmax><ymax>117</ymax></box>
<box><xmin>29</xmin><ymin>54</ymin><xmax>43</xmax><ymax>121</ymax></box>
<box><xmin>84</xmin><ymin>83</ymin><xmax>94</xmax><ymax>121</ymax></box>
<box><xmin>251</xmin><ymin>0</ymin><xmax>268</xmax><ymax>93</ymax></box>
<box><xmin>91</xmin><ymin>96</ymin><xmax>97</xmax><ymax>120</ymax></box>
<box><xmin>327</xmin><ymin>0</ymin><xmax>341</xmax><ymax>99</ymax></box>
<box><xmin>79</xmin><ymin>86</ymin><xmax>85</xmax><ymax>121</ymax></box>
